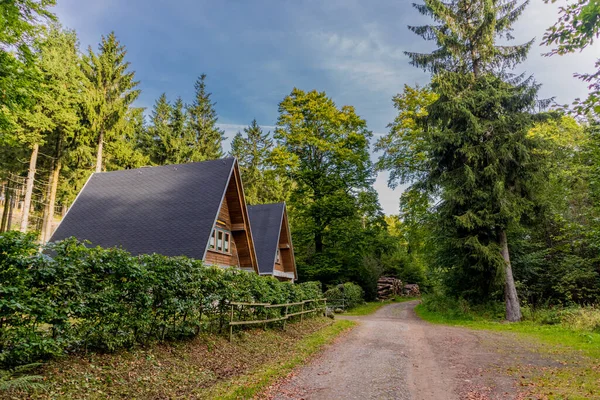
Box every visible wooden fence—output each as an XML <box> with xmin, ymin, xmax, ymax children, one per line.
<box><xmin>228</xmin><ymin>298</ymin><xmax>327</xmax><ymax>341</ymax></box>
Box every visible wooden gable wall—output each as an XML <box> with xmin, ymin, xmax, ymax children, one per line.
<box><xmin>204</xmin><ymin>197</ymin><xmax>240</xmax><ymax>267</ymax></box>
<box><xmin>204</xmin><ymin>161</ymin><xmax>258</xmax><ymax>272</ymax></box>
<box><xmin>276</xmin><ymin>207</ymin><xmax>297</xmax><ymax>279</ymax></box>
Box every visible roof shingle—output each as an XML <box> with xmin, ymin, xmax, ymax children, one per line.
<box><xmin>247</xmin><ymin>203</ymin><xmax>285</xmax><ymax>275</ymax></box>
<box><xmin>50</xmin><ymin>158</ymin><xmax>235</xmax><ymax>259</ymax></box>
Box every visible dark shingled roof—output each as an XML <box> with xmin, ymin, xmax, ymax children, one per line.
<box><xmin>247</xmin><ymin>203</ymin><xmax>285</xmax><ymax>275</ymax></box>
<box><xmin>50</xmin><ymin>158</ymin><xmax>235</xmax><ymax>259</ymax></box>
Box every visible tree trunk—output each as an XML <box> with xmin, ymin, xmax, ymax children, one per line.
<box><xmin>1</xmin><ymin>182</ymin><xmax>11</xmax><ymax>232</ymax></box>
<box><xmin>42</xmin><ymin>137</ymin><xmax>63</xmax><ymax>243</ymax></box>
<box><xmin>500</xmin><ymin>229</ymin><xmax>522</xmax><ymax>322</ymax></box>
<box><xmin>20</xmin><ymin>142</ymin><xmax>39</xmax><ymax>232</ymax></box>
<box><xmin>95</xmin><ymin>129</ymin><xmax>104</xmax><ymax>173</ymax></box>
<box><xmin>7</xmin><ymin>189</ymin><xmax>15</xmax><ymax>231</ymax></box>
<box><xmin>42</xmin><ymin>156</ymin><xmax>61</xmax><ymax>243</ymax></box>
<box><xmin>40</xmin><ymin>173</ymin><xmax>51</xmax><ymax>242</ymax></box>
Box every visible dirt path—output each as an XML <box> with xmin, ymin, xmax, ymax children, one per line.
<box><xmin>264</xmin><ymin>301</ymin><xmax>535</xmax><ymax>400</ymax></box>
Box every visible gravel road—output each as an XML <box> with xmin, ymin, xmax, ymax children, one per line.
<box><xmin>266</xmin><ymin>301</ymin><xmax>525</xmax><ymax>400</ymax></box>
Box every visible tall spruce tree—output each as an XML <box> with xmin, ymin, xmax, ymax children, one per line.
<box><xmin>147</xmin><ymin>93</ymin><xmax>176</xmax><ymax>164</ymax></box>
<box><xmin>406</xmin><ymin>0</ymin><xmax>532</xmax><ymax>76</ymax></box>
<box><xmin>186</xmin><ymin>74</ymin><xmax>225</xmax><ymax>161</ymax></box>
<box><xmin>380</xmin><ymin>0</ymin><xmax>540</xmax><ymax>321</ymax></box>
<box><xmin>104</xmin><ymin>107</ymin><xmax>149</xmax><ymax>170</ymax></box>
<box><xmin>32</xmin><ymin>26</ymin><xmax>85</xmax><ymax>242</ymax></box>
<box><xmin>81</xmin><ymin>32</ymin><xmax>140</xmax><ymax>172</ymax></box>
<box><xmin>230</xmin><ymin>119</ymin><xmax>287</xmax><ymax>204</ymax></box>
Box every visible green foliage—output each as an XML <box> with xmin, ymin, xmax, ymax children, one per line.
<box><xmin>0</xmin><ymin>0</ymin><xmax>56</xmax><ymax>133</ymax></box>
<box><xmin>230</xmin><ymin>119</ymin><xmax>289</xmax><ymax>204</ymax></box>
<box><xmin>543</xmin><ymin>0</ymin><xmax>600</xmax><ymax>115</ymax></box>
<box><xmin>0</xmin><ymin>363</ymin><xmax>43</xmax><ymax>392</ymax></box>
<box><xmin>323</xmin><ymin>282</ymin><xmax>365</xmax><ymax>310</ymax></box>
<box><xmin>186</xmin><ymin>74</ymin><xmax>225</xmax><ymax>161</ymax></box>
<box><xmin>509</xmin><ymin>116</ymin><xmax>600</xmax><ymax>306</ymax></box>
<box><xmin>272</xmin><ymin>88</ymin><xmax>390</xmax><ymax>298</ymax></box>
<box><xmin>81</xmin><ymin>31</ymin><xmax>140</xmax><ymax>171</ymax></box>
<box><xmin>0</xmin><ymin>232</ymin><xmax>323</xmax><ymax>367</ymax></box>
<box><xmin>143</xmin><ymin>94</ymin><xmax>191</xmax><ymax>165</ymax></box>
<box><xmin>406</xmin><ymin>0</ymin><xmax>531</xmax><ymax>76</ymax></box>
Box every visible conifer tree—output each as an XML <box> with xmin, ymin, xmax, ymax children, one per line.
<box><xmin>30</xmin><ymin>26</ymin><xmax>85</xmax><ymax>242</ymax></box>
<box><xmin>380</xmin><ymin>0</ymin><xmax>540</xmax><ymax>321</ymax></box>
<box><xmin>186</xmin><ymin>74</ymin><xmax>225</xmax><ymax>161</ymax></box>
<box><xmin>406</xmin><ymin>0</ymin><xmax>532</xmax><ymax>76</ymax></box>
<box><xmin>104</xmin><ymin>107</ymin><xmax>149</xmax><ymax>170</ymax></box>
<box><xmin>230</xmin><ymin>119</ymin><xmax>287</xmax><ymax>204</ymax></box>
<box><xmin>147</xmin><ymin>93</ymin><xmax>175</xmax><ymax>164</ymax></box>
<box><xmin>81</xmin><ymin>32</ymin><xmax>140</xmax><ymax>172</ymax></box>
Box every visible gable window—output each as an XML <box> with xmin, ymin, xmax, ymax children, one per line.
<box><xmin>209</xmin><ymin>230</ymin><xmax>216</xmax><ymax>250</ymax></box>
<box><xmin>209</xmin><ymin>228</ymin><xmax>231</xmax><ymax>254</ymax></box>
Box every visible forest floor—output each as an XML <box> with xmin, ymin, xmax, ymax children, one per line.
<box><xmin>4</xmin><ymin>318</ymin><xmax>355</xmax><ymax>400</ymax></box>
<box><xmin>262</xmin><ymin>301</ymin><xmax>599</xmax><ymax>400</ymax></box>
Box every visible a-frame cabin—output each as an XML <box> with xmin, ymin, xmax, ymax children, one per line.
<box><xmin>49</xmin><ymin>158</ymin><xmax>258</xmax><ymax>272</ymax></box>
<box><xmin>247</xmin><ymin>203</ymin><xmax>297</xmax><ymax>281</ymax></box>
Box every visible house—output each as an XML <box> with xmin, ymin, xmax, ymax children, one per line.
<box><xmin>49</xmin><ymin>158</ymin><xmax>258</xmax><ymax>272</ymax></box>
<box><xmin>247</xmin><ymin>203</ymin><xmax>297</xmax><ymax>282</ymax></box>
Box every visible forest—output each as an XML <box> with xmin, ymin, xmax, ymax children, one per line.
<box><xmin>1</xmin><ymin>0</ymin><xmax>599</xmax><ymax>321</ymax></box>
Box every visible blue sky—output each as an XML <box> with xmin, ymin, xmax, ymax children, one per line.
<box><xmin>54</xmin><ymin>0</ymin><xmax>599</xmax><ymax>214</ymax></box>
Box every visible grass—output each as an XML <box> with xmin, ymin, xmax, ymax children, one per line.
<box><xmin>415</xmin><ymin>303</ymin><xmax>600</xmax><ymax>358</ymax></box>
<box><xmin>415</xmin><ymin>302</ymin><xmax>600</xmax><ymax>399</ymax></box>
<box><xmin>343</xmin><ymin>297</ymin><xmax>418</xmax><ymax>316</ymax></box>
<box><xmin>207</xmin><ymin>319</ymin><xmax>355</xmax><ymax>399</ymax></box>
<box><xmin>7</xmin><ymin>317</ymin><xmax>355</xmax><ymax>400</ymax></box>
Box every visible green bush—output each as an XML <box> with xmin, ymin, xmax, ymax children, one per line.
<box><xmin>324</xmin><ymin>282</ymin><xmax>365</xmax><ymax>310</ymax></box>
<box><xmin>0</xmin><ymin>232</ymin><xmax>323</xmax><ymax>367</ymax></box>
<box><xmin>522</xmin><ymin>305</ymin><xmax>600</xmax><ymax>332</ymax></box>
<box><xmin>420</xmin><ymin>293</ymin><xmax>505</xmax><ymax>321</ymax></box>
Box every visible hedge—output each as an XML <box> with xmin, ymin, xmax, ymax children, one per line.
<box><xmin>0</xmin><ymin>232</ymin><xmax>323</xmax><ymax>367</ymax></box>
<box><xmin>324</xmin><ymin>282</ymin><xmax>365</xmax><ymax>310</ymax></box>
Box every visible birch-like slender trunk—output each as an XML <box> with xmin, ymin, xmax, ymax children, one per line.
<box><xmin>42</xmin><ymin>137</ymin><xmax>63</xmax><ymax>243</ymax></box>
<box><xmin>0</xmin><ymin>183</ymin><xmax>11</xmax><ymax>232</ymax></box>
<box><xmin>42</xmin><ymin>157</ymin><xmax>61</xmax><ymax>243</ymax></box>
<box><xmin>95</xmin><ymin>129</ymin><xmax>104</xmax><ymax>173</ymax></box>
<box><xmin>500</xmin><ymin>229</ymin><xmax>522</xmax><ymax>322</ymax></box>
<box><xmin>6</xmin><ymin>189</ymin><xmax>15</xmax><ymax>231</ymax></box>
<box><xmin>20</xmin><ymin>142</ymin><xmax>39</xmax><ymax>232</ymax></box>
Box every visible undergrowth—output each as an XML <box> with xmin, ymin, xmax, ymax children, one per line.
<box><xmin>5</xmin><ymin>318</ymin><xmax>355</xmax><ymax>399</ymax></box>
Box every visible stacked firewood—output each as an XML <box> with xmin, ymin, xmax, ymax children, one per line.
<box><xmin>403</xmin><ymin>284</ymin><xmax>421</xmax><ymax>297</ymax></box>
<box><xmin>377</xmin><ymin>277</ymin><xmax>403</xmax><ymax>300</ymax></box>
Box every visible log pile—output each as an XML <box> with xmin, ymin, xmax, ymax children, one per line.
<box><xmin>403</xmin><ymin>284</ymin><xmax>421</xmax><ymax>297</ymax></box>
<box><xmin>377</xmin><ymin>277</ymin><xmax>403</xmax><ymax>300</ymax></box>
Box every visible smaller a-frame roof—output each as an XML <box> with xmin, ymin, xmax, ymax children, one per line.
<box><xmin>247</xmin><ymin>203</ymin><xmax>295</xmax><ymax>278</ymax></box>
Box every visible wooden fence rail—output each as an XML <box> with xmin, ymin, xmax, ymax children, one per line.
<box><xmin>228</xmin><ymin>298</ymin><xmax>327</xmax><ymax>341</ymax></box>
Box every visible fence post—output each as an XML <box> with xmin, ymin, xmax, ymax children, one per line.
<box><xmin>300</xmin><ymin>302</ymin><xmax>304</xmax><ymax>322</ymax></box>
<box><xmin>283</xmin><ymin>305</ymin><xmax>288</xmax><ymax>331</ymax></box>
<box><xmin>323</xmin><ymin>299</ymin><xmax>327</xmax><ymax>316</ymax></box>
<box><xmin>229</xmin><ymin>304</ymin><xmax>234</xmax><ymax>342</ymax></box>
